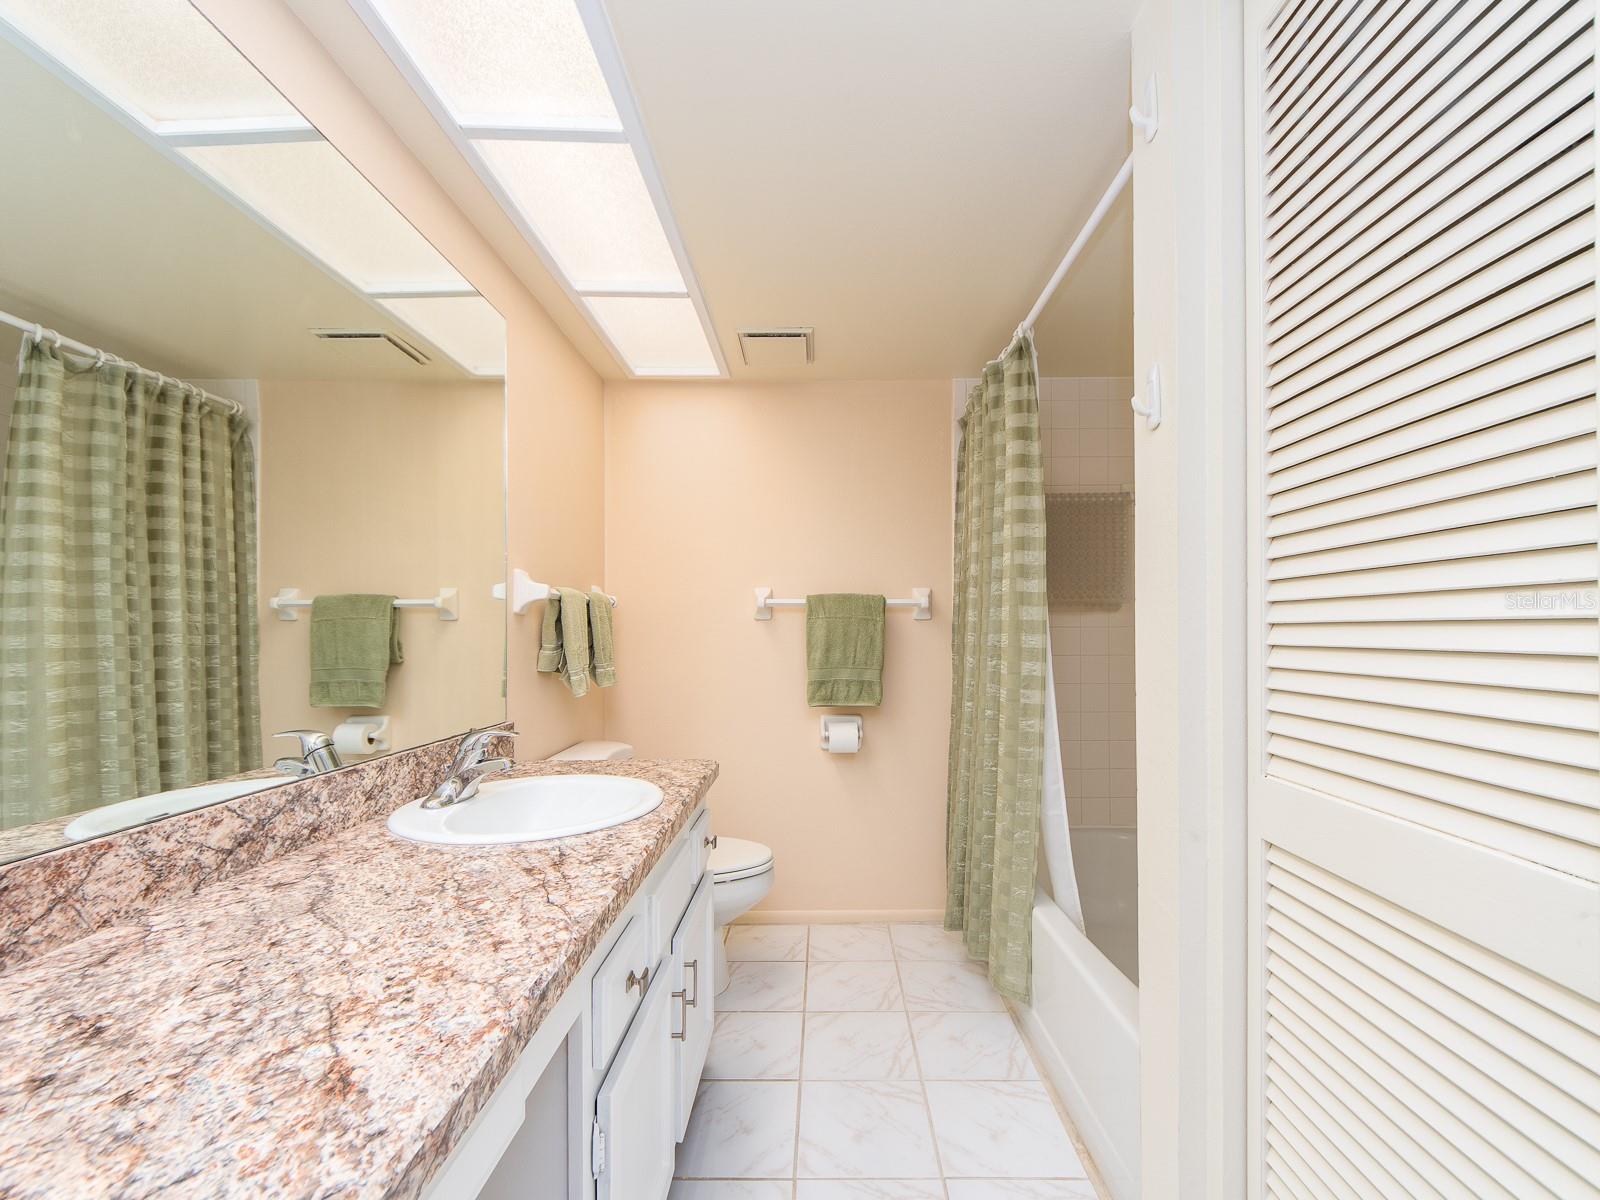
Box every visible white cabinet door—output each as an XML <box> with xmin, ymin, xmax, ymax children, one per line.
<box><xmin>671</xmin><ymin>874</ymin><xmax>716</xmax><ymax>1142</ymax></box>
<box><xmin>594</xmin><ymin>958</ymin><xmax>675</xmax><ymax>1200</ymax></box>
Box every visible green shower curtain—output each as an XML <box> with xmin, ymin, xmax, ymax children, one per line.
<box><xmin>946</xmin><ymin>333</ymin><xmax>1047</xmax><ymax>1002</ymax></box>
<box><xmin>0</xmin><ymin>337</ymin><xmax>261</xmax><ymax>828</ymax></box>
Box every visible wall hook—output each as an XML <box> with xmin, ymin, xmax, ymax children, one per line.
<box><xmin>1130</xmin><ymin>75</ymin><xmax>1159</xmax><ymax>143</ymax></box>
<box><xmin>1130</xmin><ymin>362</ymin><xmax>1162</xmax><ymax>431</ymax></box>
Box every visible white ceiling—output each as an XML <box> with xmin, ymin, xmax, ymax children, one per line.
<box><xmin>0</xmin><ymin>34</ymin><xmax>487</xmax><ymax>382</ymax></box>
<box><xmin>297</xmin><ymin>0</ymin><xmax>1137</xmax><ymax>382</ymax></box>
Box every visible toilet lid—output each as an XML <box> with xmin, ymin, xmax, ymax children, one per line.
<box><xmin>711</xmin><ymin>836</ymin><xmax>773</xmax><ymax>881</ymax></box>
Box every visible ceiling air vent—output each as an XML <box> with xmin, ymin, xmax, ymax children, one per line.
<box><xmin>737</xmin><ymin>327</ymin><xmax>813</xmax><ymax>367</ymax></box>
<box><xmin>309</xmin><ymin>328</ymin><xmax>430</xmax><ymax>365</ymax></box>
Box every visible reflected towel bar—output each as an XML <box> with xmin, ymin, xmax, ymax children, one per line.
<box><xmin>269</xmin><ymin>587</ymin><xmax>459</xmax><ymax>622</ymax></box>
<box><xmin>754</xmin><ymin>587</ymin><xmax>931</xmax><ymax>621</ymax></box>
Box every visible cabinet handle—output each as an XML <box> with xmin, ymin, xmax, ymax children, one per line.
<box><xmin>671</xmin><ymin>987</ymin><xmax>688</xmax><ymax>1039</ymax></box>
<box><xmin>685</xmin><ymin>959</ymin><xmax>700</xmax><ymax>1007</ymax></box>
<box><xmin>704</xmin><ymin>834</ymin><xmax>718</xmax><ymax>849</ymax></box>
<box><xmin>626</xmin><ymin>967</ymin><xmax>650</xmax><ymax>994</ymax></box>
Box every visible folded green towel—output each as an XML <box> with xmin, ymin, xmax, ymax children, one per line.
<box><xmin>805</xmin><ymin>593</ymin><xmax>885</xmax><ymax>707</ymax></box>
<box><xmin>308</xmin><ymin>594</ymin><xmax>402</xmax><ymax>709</ymax></box>
<box><xmin>557</xmin><ymin>586</ymin><xmax>591</xmax><ymax>697</ymax></box>
<box><xmin>537</xmin><ymin>591</ymin><xmax>563</xmax><ymax>674</ymax></box>
<box><xmin>590</xmin><ymin>588</ymin><xmax>616</xmax><ymax>688</ymax></box>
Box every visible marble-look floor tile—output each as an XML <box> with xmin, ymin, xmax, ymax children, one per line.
<box><xmin>727</xmin><ymin>924</ymin><xmax>809</xmax><ymax>961</ymax></box>
<box><xmin>722</xmin><ymin>961</ymin><xmax>807</xmax><ymax>1011</ymax></box>
<box><xmin>671</xmin><ymin>1182</ymin><xmax>795</xmax><ymax>1200</ymax></box>
<box><xmin>910</xmin><ymin>1012</ymin><xmax>1037</xmax><ymax>1080</ymax></box>
<box><xmin>945</xmin><ymin>1183</ymin><xmax>1098</xmax><ymax>1199</ymax></box>
<box><xmin>899</xmin><ymin>961</ymin><xmax>1006</xmax><ymax>1012</ymax></box>
<box><xmin>890</xmin><ymin>923</ymin><xmax>969</xmax><ymax>962</ymax></box>
<box><xmin>706</xmin><ymin>1012</ymin><xmax>804</xmax><ymax>1079</ymax></box>
<box><xmin>796</xmin><ymin>1182</ymin><xmax>945</xmax><ymax>1199</ymax></box>
<box><xmin>805</xmin><ymin>962</ymin><xmax>904</xmax><ymax>1012</ymax></box>
<box><xmin>797</xmin><ymin>1082</ymin><xmax>940</xmax><ymax>1179</ymax></box>
<box><xmin>676</xmin><ymin>1081</ymin><xmax>799</xmax><ymax>1179</ymax></box>
<box><xmin>803</xmin><ymin>1012</ymin><xmax>917</xmax><ymax>1080</ymax></box>
<box><xmin>808</xmin><ymin>923</ymin><xmax>893</xmax><ymax>960</ymax></box>
<box><xmin>924</xmin><ymin>1082</ymin><xmax>1084</xmax><ymax>1179</ymax></box>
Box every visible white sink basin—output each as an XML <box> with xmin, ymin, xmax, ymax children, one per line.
<box><xmin>64</xmin><ymin>776</ymin><xmax>290</xmax><ymax>841</ymax></box>
<box><xmin>387</xmin><ymin>773</ymin><xmax>664</xmax><ymax>846</ymax></box>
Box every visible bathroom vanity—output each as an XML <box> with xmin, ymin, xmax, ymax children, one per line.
<box><xmin>0</xmin><ymin>756</ymin><xmax>719</xmax><ymax>1200</ymax></box>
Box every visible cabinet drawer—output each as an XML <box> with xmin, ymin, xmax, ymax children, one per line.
<box><xmin>591</xmin><ymin>914</ymin><xmax>652</xmax><ymax>1070</ymax></box>
<box><xmin>651</xmin><ymin>809</ymin><xmax>708</xmax><ymax>957</ymax></box>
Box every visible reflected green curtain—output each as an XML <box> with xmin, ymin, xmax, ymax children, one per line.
<box><xmin>946</xmin><ymin>333</ymin><xmax>1046</xmax><ymax>1002</ymax></box>
<box><xmin>0</xmin><ymin>337</ymin><xmax>260</xmax><ymax>827</ymax></box>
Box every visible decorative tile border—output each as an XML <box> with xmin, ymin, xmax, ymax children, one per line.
<box><xmin>0</xmin><ymin>730</ymin><xmax>509</xmax><ymax>973</ymax></box>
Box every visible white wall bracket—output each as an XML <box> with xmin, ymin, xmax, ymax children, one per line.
<box><xmin>1130</xmin><ymin>75</ymin><xmax>1160</xmax><ymax>143</ymax></box>
<box><xmin>1131</xmin><ymin>362</ymin><xmax>1163</xmax><ymax>431</ymax></box>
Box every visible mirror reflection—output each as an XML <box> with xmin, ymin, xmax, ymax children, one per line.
<box><xmin>0</xmin><ymin>4</ymin><xmax>508</xmax><ymax>863</ymax></box>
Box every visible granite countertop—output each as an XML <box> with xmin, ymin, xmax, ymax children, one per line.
<box><xmin>0</xmin><ymin>758</ymin><xmax>718</xmax><ymax>1200</ymax></box>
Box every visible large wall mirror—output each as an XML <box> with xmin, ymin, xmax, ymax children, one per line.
<box><xmin>0</xmin><ymin>2</ymin><xmax>508</xmax><ymax>864</ymax></box>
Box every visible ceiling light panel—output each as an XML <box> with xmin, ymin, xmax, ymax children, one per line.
<box><xmin>180</xmin><ymin>140</ymin><xmax>469</xmax><ymax>294</ymax></box>
<box><xmin>378</xmin><ymin>295</ymin><xmax>507</xmax><ymax>378</ymax></box>
<box><xmin>474</xmin><ymin>139</ymin><xmax>683</xmax><ymax>291</ymax></box>
<box><xmin>364</xmin><ymin>0</ymin><xmax>616</xmax><ymax>126</ymax></box>
<box><xmin>586</xmin><ymin>297</ymin><xmax>718</xmax><ymax>376</ymax></box>
<box><xmin>0</xmin><ymin>0</ymin><xmax>298</xmax><ymax>126</ymax></box>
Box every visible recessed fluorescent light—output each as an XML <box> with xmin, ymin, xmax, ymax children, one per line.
<box><xmin>364</xmin><ymin>0</ymin><xmax>616</xmax><ymax>126</ymax></box>
<box><xmin>474</xmin><ymin>139</ymin><xmax>683</xmax><ymax>291</ymax></box>
<box><xmin>179</xmin><ymin>140</ymin><xmax>469</xmax><ymax>294</ymax></box>
<box><xmin>586</xmin><ymin>297</ymin><xmax>718</xmax><ymax>377</ymax></box>
<box><xmin>378</xmin><ymin>295</ymin><xmax>507</xmax><ymax>378</ymax></box>
<box><xmin>0</xmin><ymin>0</ymin><xmax>299</xmax><ymax>127</ymax></box>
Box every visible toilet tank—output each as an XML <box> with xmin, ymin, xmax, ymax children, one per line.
<box><xmin>547</xmin><ymin>740</ymin><xmax>634</xmax><ymax>762</ymax></box>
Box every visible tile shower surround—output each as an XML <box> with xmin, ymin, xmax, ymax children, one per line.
<box><xmin>951</xmin><ymin>375</ymin><xmax>1137</xmax><ymax>829</ymax></box>
<box><xmin>0</xmin><ymin>728</ymin><xmax>511</xmax><ymax>971</ymax></box>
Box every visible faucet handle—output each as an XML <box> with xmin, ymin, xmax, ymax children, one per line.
<box><xmin>275</xmin><ymin>729</ymin><xmax>333</xmax><ymax>756</ymax></box>
<box><xmin>453</xmin><ymin>727</ymin><xmax>517</xmax><ymax>768</ymax></box>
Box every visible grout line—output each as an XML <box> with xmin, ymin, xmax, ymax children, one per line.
<box><xmin>891</xmin><ymin>928</ymin><xmax>951</xmax><ymax>1199</ymax></box>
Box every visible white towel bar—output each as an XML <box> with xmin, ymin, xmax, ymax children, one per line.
<box><xmin>493</xmin><ymin>568</ymin><xmax>618</xmax><ymax>616</ymax></box>
<box><xmin>269</xmin><ymin>587</ymin><xmax>459</xmax><ymax>622</ymax></box>
<box><xmin>753</xmin><ymin>587</ymin><xmax>931</xmax><ymax>621</ymax></box>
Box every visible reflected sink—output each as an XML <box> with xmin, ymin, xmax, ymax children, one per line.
<box><xmin>64</xmin><ymin>776</ymin><xmax>290</xmax><ymax>841</ymax></box>
<box><xmin>387</xmin><ymin>774</ymin><xmax>664</xmax><ymax>846</ymax></box>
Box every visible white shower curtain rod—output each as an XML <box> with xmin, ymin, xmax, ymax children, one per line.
<box><xmin>1011</xmin><ymin>152</ymin><xmax>1134</xmax><ymax>345</ymax></box>
<box><xmin>0</xmin><ymin>307</ymin><xmax>244</xmax><ymax>417</ymax></box>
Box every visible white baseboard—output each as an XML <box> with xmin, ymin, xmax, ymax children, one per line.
<box><xmin>736</xmin><ymin>909</ymin><xmax>945</xmax><ymax>925</ymax></box>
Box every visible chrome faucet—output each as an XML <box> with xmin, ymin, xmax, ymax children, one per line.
<box><xmin>421</xmin><ymin>729</ymin><xmax>518</xmax><ymax>810</ymax></box>
<box><xmin>273</xmin><ymin>729</ymin><xmax>344</xmax><ymax>778</ymax></box>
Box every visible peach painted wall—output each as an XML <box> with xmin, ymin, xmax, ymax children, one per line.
<box><xmin>603</xmin><ymin>381</ymin><xmax>953</xmax><ymax>919</ymax></box>
<box><xmin>194</xmin><ymin>0</ymin><xmax>606</xmax><ymax>758</ymax></box>
<box><xmin>256</xmin><ymin>379</ymin><xmax>506</xmax><ymax>765</ymax></box>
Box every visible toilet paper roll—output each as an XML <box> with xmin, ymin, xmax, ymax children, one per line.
<box><xmin>820</xmin><ymin>715</ymin><xmax>863</xmax><ymax>754</ymax></box>
<box><xmin>334</xmin><ymin>717</ymin><xmax>390</xmax><ymax>757</ymax></box>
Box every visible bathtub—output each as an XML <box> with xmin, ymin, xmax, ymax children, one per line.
<box><xmin>1016</xmin><ymin>826</ymin><xmax>1140</xmax><ymax>1199</ymax></box>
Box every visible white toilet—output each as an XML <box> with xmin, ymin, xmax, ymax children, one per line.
<box><xmin>548</xmin><ymin>741</ymin><xmax>775</xmax><ymax>995</ymax></box>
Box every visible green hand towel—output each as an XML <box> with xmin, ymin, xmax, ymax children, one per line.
<box><xmin>537</xmin><ymin>591</ymin><xmax>563</xmax><ymax>673</ymax></box>
<box><xmin>557</xmin><ymin>586</ymin><xmax>591</xmax><ymax>697</ymax></box>
<box><xmin>309</xmin><ymin>594</ymin><xmax>402</xmax><ymax>709</ymax></box>
<box><xmin>590</xmin><ymin>588</ymin><xmax>616</xmax><ymax>688</ymax></box>
<box><xmin>805</xmin><ymin>593</ymin><xmax>885</xmax><ymax>707</ymax></box>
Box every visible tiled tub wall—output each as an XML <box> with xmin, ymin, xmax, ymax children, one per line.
<box><xmin>952</xmin><ymin>375</ymin><xmax>1137</xmax><ymax>829</ymax></box>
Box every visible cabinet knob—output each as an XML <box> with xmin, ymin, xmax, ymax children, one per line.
<box><xmin>704</xmin><ymin>834</ymin><xmax>718</xmax><ymax>849</ymax></box>
<box><xmin>626</xmin><ymin>967</ymin><xmax>650</xmax><ymax>994</ymax></box>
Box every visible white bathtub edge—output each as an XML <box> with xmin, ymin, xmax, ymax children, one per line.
<box><xmin>1021</xmin><ymin>898</ymin><xmax>1141</xmax><ymax>1200</ymax></box>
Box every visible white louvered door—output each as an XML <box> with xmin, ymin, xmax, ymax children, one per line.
<box><xmin>1243</xmin><ymin>1</ymin><xmax>1600</xmax><ymax>1196</ymax></box>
